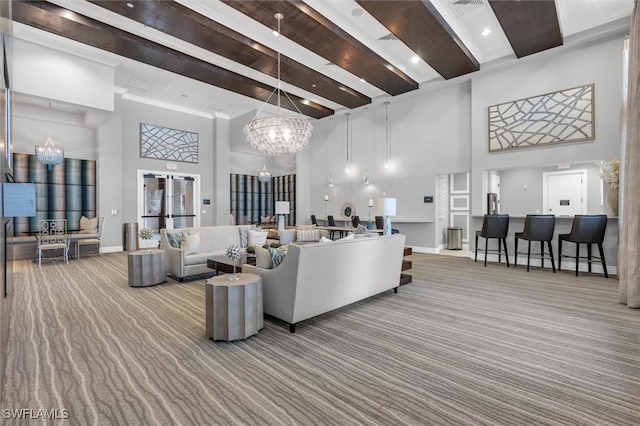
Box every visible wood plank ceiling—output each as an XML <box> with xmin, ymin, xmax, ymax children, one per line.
<box><xmin>13</xmin><ymin>0</ymin><xmax>563</xmax><ymax>119</ymax></box>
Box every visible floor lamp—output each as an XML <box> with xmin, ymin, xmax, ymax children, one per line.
<box><xmin>378</xmin><ymin>198</ymin><xmax>396</xmax><ymax>235</ymax></box>
<box><xmin>275</xmin><ymin>201</ymin><xmax>290</xmax><ymax>237</ymax></box>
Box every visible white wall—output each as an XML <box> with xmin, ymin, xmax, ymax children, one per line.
<box><xmin>470</xmin><ymin>36</ymin><xmax>625</xmax><ymax>216</ymax></box>
<box><xmin>13</xmin><ymin>39</ymin><xmax>114</xmax><ymax>112</ymax></box>
<box><xmin>308</xmin><ymin>82</ymin><xmax>471</xmax><ymax>248</ymax></box>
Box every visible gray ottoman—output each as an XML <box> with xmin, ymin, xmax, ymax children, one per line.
<box><xmin>205</xmin><ymin>273</ymin><xmax>263</xmax><ymax>341</ymax></box>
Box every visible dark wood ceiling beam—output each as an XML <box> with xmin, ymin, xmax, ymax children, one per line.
<box><xmin>489</xmin><ymin>0</ymin><xmax>562</xmax><ymax>58</ymax></box>
<box><xmin>222</xmin><ymin>0</ymin><xmax>418</xmax><ymax>96</ymax></box>
<box><xmin>13</xmin><ymin>1</ymin><xmax>333</xmax><ymax>119</ymax></box>
<box><xmin>356</xmin><ymin>0</ymin><xmax>479</xmax><ymax>80</ymax></box>
<box><xmin>87</xmin><ymin>0</ymin><xmax>370</xmax><ymax>110</ymax></box>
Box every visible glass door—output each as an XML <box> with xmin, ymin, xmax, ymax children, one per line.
<box><xmin>171</xmin><ymin>176</ymin><xmax>196</xmax><ymax>228</ymax></box>
<box><xmin>142</xmin><ymin>173</ymin><xmax>167</xmax><ymax>232</ymax></box>
<box><xmin>138</xmin><ymin>170</ymin><xmax>200</xmax><ymax>236</ymax></box>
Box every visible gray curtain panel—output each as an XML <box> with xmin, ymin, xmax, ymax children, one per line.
<box><xmin>619</xmin><ymin>2</ymin><xmax>640</xmax><ymax>308</ymax></box>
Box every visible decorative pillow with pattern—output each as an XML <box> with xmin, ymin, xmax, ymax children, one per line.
<box><xmin>296</xmin><ymin>229</ymin><xmax>320</xmax><ymax>242</ymax></box>
<box><xmin>167</xmin><ymin>232</ymin><xmax>182</xmax><ymax>248</ymax></box>
<box><xmin>268</xmin><ymin>247</ymin><xmax>286</xmax><ymax>267</ymax></box>
<box><xmin>355</xmin><ymin>224</ymin><xmax>368</xmax><ymax>234</ymax></box>
<box><xmin>182</xmin><ymin>232</ymin><xmax>200</xmax><ymax>255</ymax></box>
<box><xmin>239</xmin><ymin>226</ymin><xmax>251</xmax><ymax>248</ymax></box>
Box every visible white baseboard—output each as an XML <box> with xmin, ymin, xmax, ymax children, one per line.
<box><xmin>409</xmin><ymin>246</ymin><xmax>439</xmax><ymax>254</ymax></box>
<box><xmin>102</xmin><ymin>246</ymin><xmax>123</xmax><ymax>253</ymax></box>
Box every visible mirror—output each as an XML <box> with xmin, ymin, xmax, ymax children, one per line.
<box><xmin>340</xmin><ymin>202</ymin><xmax>356</xmax><ymax>219</ymax></box>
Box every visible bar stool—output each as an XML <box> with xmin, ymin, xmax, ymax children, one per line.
<box><xmin>558</xmin><ymin>215</ymin><xmax>608</xmax><ymax>278</ymax></box>
<box><xmin>514</xmin><ymin>214</ymin><xmax>556</xmax><ymax>272</ymax></box>
<box><xmin>475</xmin><ymin>214</ymin><xmax>510</xmax><ymax>267</ymax></box>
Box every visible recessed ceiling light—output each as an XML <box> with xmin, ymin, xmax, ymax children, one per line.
<box><xmin>272</xmin><ymin>30</ymin><xmax>279</xmax><ymax>37</ymax></box>
<box><xmin>312</xmin><ymin>84</ymin><xmax>317</xmax><ymax>88</ymax></box>
<box><xmin>351</xmin><ymin>8</ymin><xmax>363</xmax><ymax>17</ymax></box>
<box><xmin>481</xmin><ymin>28</ymin><xmax>492</xmax><ymax>37</ymax></box>
<box><xmin>126</xmin><ymin>2</ymin><xmax>134</xmax><ymax>8</ymax></box>
<box><xmin>411</xmin><ymin>55</ymin><xmax>420</xmax><ymax>64</ymax></box>
<box><xmin>360</xmin><ymin>78</ymin><xmax>365</xmax><ymax>83</ymax></box>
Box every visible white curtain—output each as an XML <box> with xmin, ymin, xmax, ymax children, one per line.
<box><xmin>619</xmin><ymin>1</ymin><xmax>640</xmax><ymax>308</ymax></box>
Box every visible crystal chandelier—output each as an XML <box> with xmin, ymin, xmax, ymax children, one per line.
<box><xmin>35</xmin><ymin>102</ymin><xmax>64</xmax><ymax>169</ymax></box>
<box><xmin>244</xmin><ymin>13</ymin><xmax>313</xmax><ymax>156</ymax></box>
<box><xmin>258</xmin><ymin>164</ymin><xmax>272</xmax><ymax>183</ymax></box>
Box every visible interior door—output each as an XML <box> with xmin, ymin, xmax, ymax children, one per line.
<box><xmin>543</xmin><ymin>170</ymin><xmax>587</xmax><ymax>216</ymax></box>
<box><xmin>138</xmin><ymin>171</ymin><xmax>200</xmax><ymax>234</ymax></box>
<box><xmin>142</xmin><ymin>173</ymin><xmax>167</xmax><ymax>231</ymax></box>
<box><xmin>171</xmin><ymin>176</ymin><xmax>196</xmax><ymax>228</ymax></box>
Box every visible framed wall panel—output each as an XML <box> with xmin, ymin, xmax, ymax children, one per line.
<box><xmin>488</xmin><ymin>84</ymin><xmax>594</xmax><ymax>152</ymax></box>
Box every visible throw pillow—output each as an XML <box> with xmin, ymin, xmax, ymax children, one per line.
<box><xmin>268</xmin><ymin>247</ymin><xmax>286</xmax><ymax>267</ymax></box>
<box><xmin>255</xmin><ymin>246</ymin><xmax>273</xmax><ymax>269</ymax></box>
<box><xmin>79</xmin><ymin>216</ymin><xmax>99</xmax><ymax>234</ymax></box>
<box><xmin>182</xmin><ymin>232</ymin><xmax>200</xmax><ymax>255</ymax></box>
<box><xmin>248</xmin><ymin>229</ymin><xmax>268</xmax><ymax>247</ymax></box>
<box><xmin>355</xmin><ymin>224</ymin><xmax>368</xmax><ymax>234</ymax></box>
<box><xmin>297</xmin><ymin>229</ymin><xmax>320</xmax><ymax>242</ymax></box>
<box><xmin>166</xmin><ymin>232</ymin><xmax>182</xmax><ymax>248</ymax></box>
<box><xmin>319</xmin><ymin>236</ymin><xmax>333</xmax><ymax>243</ymax></box>
<box><xmin>339</xmin><ymin>232</ymin><xmax>355</xmax><ymax>241</ymax></box>
<box><xmin>239</xmin><ymin>226</ymin><xmax>251</xmax><ymax>248</ymax></box>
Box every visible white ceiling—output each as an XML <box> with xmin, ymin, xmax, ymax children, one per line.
<box><xmin>12</xmin><ymin>0</ymin><xmax>635</xmax><ymax>121</ymax></box>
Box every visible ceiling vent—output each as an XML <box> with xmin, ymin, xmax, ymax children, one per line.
<box><xmin>378</xmin><ymin>33</ymin><xmax>399</xmax><ymax>41</ymax></box>
<box><xmin>449</xmin><ymin>0</ymin><xmax>485</xmax><ymax>17</ymax></box>
<box><xmin>124</xmin><ymin>77</ymin><xmax>153</xmax><ymax>94</ymax></box>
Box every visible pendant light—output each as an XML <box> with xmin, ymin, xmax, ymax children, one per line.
<box><xmin>258</xmin><ymin>161</ymin><xmax>272</xmax><ymax>183</ymax></box>
<box><xmin>35</xmin><ymin>102</ymin><xmax>64</xmax><ymax>169</ymax></box>
<box><xmin>244</xmin><ymin>13</ymin><xmax>313</xmax><ymax>156</ymax></box>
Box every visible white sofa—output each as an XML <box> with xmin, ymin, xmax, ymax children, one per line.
<box><xmin>242</xmin><ymin>233</ymin><xmax>406</xmax><ymax>332</ymax></box>
<box><xmin>160</xmin><ymin>226</ymin><xmax>245</xmax><ymax>281</ymax></box>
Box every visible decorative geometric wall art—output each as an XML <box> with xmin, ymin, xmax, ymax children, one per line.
<box><xmin>140</xmin><ymin>123</ymin><xmax>198</xmax><ymax>163</ymax></box>
<box><xmin>488</xmin><ymin>84</ymin><xmax>594</xmax><ymax>152</ymax></box>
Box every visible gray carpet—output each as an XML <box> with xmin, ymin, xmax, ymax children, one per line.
<box><xmin>1</xmin><ymin>252</ymin><xmax>639</xmax><ymax>425</ymax></box>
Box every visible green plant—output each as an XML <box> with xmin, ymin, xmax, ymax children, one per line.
<box><xmin>246</xmin><ymin>246</ymin><xmax>255</xmax><ymax>254</ymax></box>
<box><xmin>270</xmin><ymin>242</ymin><xmax>281</xmax><ymax>248</ymax></box>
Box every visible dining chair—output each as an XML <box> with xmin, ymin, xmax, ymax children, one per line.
<box><xmin>327</xmin><ymin>215</ymin><xmax>343</xmax><ymax>239</ymax></box>
<box><xmin>310</xmin><ymin>215</ymin><xmax>318</xmax><ymax>226</ymax></box>
<box><xmin>475</xmin><ymin>214</ymin><xmax>510</xmax><ymax>267</ymax></box>
<box><xmin>514</xmin><ymin>214</ymin><xmax>556</xmax><ymax>272</ymax></box>
<box><xmin>558</xmin><ymin>215</ymin><xmax>608</xmax><ymax>277</ymax></box>
<box><xmin>375</xmin><ymin>215</ymin><xmax>398</xmax><ymax>234</ymax></box>
<box><xmin>37</xmin><ymin>219</ymin><xmax>69</xmax><ymax>267</ymax></box>
<box><xmin>75</xmin><ymin>217</ymin><xmax>105</xmax><ymax>258</ymax></box>
<box><xmin>352</xmin><ymin>216</ymin><xmax>361</xmax><ymax>228</ymax></box>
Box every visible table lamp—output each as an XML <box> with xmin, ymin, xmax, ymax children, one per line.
<box><xmin>275</xmin><ymin>201</ymin><xmax>290</xmax><ymax>237</ymax></box>
<box><xmin>377</xmin><ymin>197</ymin><xmax>396</xmax><ymax>235</ymax></box>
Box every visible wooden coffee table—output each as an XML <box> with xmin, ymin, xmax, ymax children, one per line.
<box><xmin>207</xmin><ymin>254</ymin><xmax>256</xmax><ymax>275</ymax></box>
